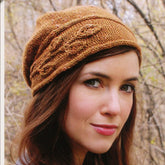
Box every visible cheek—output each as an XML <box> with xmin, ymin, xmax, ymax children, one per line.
<box><xmin>66</xmin><ymin>93</ymin><xmax>94</xmax><ymax>120</ymax></box>
<box><xmin>63</xmin><ymin>87</ymin><xmax>97</xmax><ymax>142</ymax></box>
<box><xmin>66</xmin><ymin>86</ymin><xmax>99</xmax><ymax>120</ymax></box>
<box><xmin>120</xmin><ymin>96</ymin><xmax>133</xmax><ymax>125</ymax></box>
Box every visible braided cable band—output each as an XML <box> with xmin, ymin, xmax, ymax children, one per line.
<box><xmin>22</xmin><ymin>6</ymin><xmax>141</xmax><ymax>95</ymax></box>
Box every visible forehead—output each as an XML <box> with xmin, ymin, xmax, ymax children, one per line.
<box><xmin>80</xmin><ymin>51</ymin><xmax>139</xmax><ymax>77</ymax></box>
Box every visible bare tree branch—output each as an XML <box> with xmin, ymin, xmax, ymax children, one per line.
<box><xmin>146</xmin><ymin>0</ymin><xmax>152</xmax><ymax>22</ymax></box>
<box><xmin>77</xmin><ymin>0</ymin><xmax>82</xmax><ymax>5</ymax></box>
<box><xmin>152</xmin><ymin>115</ymin><xmax>165</xmax><ymax>157</ymax></box>
<box><xmin>162</xmin><ymin>0</ymin><xmax>165</xmax><ymax>8</ymax></box>
<box><xmin>111</xmin><ymin>0</ymin><xmax>118</xmax><ymax>16</ymax></box>
<box><xmin>49</xmin><ymin>0</ymin><xmax>57</xmax><ymax>11</ymax></box>
<box><xmin>100</xmin><ymin>0</ymin><xmax>106</xmax><ymax>9</ymax></box>
<box><xmin>5</xmin><ymin>35</ymin><xmax>18</xmax><ymax>51</ymax></box>
<box><xmin>6</xmin><ymin>5</ymin><xmax>23</xmax><ymax>53</ymax></box>
<box><xmin>29</xmin><ymin>0</ymin><xmax>46</xmax><ymax>13</ymax></box>
<box><xmin>126</xmin><ymin>0</ymin><xmax>165</xmax><ymax>57</ymax></box>
<box><xmin>134</xmin><ymin>28</ymin><xmax>165</xmax><ymax>79</ymax></box>
<box><xmin>140</xmin><ymin>71</ymin><xmax>165</xmax><ymax>161</ymax></box>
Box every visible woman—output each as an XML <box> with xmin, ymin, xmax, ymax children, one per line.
<box><xmin>16</xmin><ymin>6</ymin><xmax>141</xmax><ymax>165</ymax></box>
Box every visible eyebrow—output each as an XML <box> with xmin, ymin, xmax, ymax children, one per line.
<box><xmin>124</xmin><ymin>77</ymin><xmax>139</xmax><ymax>82</ymax></box>
<box><xmin>86</xmin><ymin>72</ymin><xmax>139</xmax><ymax>82</ymax></box>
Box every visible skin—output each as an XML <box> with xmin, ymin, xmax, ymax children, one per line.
<box><xmin>64</xmin><ymin>50</ymin><xmax>139</xmax><ymax>165</ymax></box>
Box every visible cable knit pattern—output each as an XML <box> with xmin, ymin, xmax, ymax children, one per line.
<box><xmin>23</xmin><ymin>6</ymin><xmax>141</xmax><ymax>95</ymax></box>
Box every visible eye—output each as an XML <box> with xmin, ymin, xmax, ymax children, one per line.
<box><xmin>120</xmin><ymin>84</ymin><xmax>135</xmax><ymax>93</ymax></box>
<box><xmin>84</xmin><ymin>79</ymin><xmax>102</xmax><ymax>88</ymax></box>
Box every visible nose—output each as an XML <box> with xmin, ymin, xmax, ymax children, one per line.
<box><xmin>100</xmin><ymin>89</ymin><xmax>121</xmax><ymax>116</ymax></box>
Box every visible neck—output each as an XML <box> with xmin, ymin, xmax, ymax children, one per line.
<box><xmin>71</xmin><ymin>143</ymin><xmax>88</xmax><ymax>165</ymax></box>
<box><xmin>74</xmin><ymin>154</ymin><xmax>86</xmax><ymax>165</ymax></box>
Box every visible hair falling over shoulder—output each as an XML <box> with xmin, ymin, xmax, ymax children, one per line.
<box><xmin>15</xmin><ymin>65</ymin><xmax>82</xmax><ymax>165</ymax></box>
<box><xmin>14</xmin><ymin>46</ymin><xmax>139</xmax><ymax>165</ymax></box>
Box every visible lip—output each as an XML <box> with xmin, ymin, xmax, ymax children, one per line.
<box><xmin>91</xmin><ymin>123</ymin><xmax>118</xmax><ymax>136</ymax></box>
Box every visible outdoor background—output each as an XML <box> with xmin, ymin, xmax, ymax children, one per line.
<box><xmin>5</xmin><ymin>0</ymin><xmax>165</xmax><ymax>165</ymax></box>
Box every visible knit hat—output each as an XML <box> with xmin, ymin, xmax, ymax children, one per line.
<box><xmin>23</xmin><ymin>5</ymin><xmax>141</xmax><ymax>95</ymax></box>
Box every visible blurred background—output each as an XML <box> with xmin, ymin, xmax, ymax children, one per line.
<box><xmin>5</xmin><ymin>0</ymin><xmax>165</xmax><ymax>165</ymax></box>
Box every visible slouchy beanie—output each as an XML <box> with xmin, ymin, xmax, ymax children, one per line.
<box><xmin>23</xmin><ymin>5</ymin><xmax>141</xmax><ymax>95</ymax></box>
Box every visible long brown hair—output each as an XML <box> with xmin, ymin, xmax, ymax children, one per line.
<box><xmin>16</xmin><ymin>46</ymin><xmax>140</xmax><ymax>165</ymax></box>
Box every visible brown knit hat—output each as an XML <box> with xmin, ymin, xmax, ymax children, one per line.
<box><xmin>23</xmin><ymin>5</ymin><xmax>141</xmax><ymax>95</ymax></box>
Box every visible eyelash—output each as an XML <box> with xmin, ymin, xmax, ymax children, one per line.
<box><xmin>120</xmin><ymin>84</ymin><xmax>135</xmax><ymax>93</ymax></box>
<box><xmin>84</xmin><ymin>79</ymin><xmax>135</xmax><ymax>93</ymax></box>
<box><xmin>84</xmin><ymin>79</ymin><xmax>102</xmax><ymax>88</ymax></box>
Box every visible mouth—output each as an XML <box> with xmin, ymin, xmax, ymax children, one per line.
<box><xmin>90</xmin><ymin>123</ymin><xmax>118</xmax><ymax>136</ymax></box>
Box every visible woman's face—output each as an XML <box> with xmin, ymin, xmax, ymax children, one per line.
<box><xmin>64</xmin><ymin>50</ymin><xmax>139</xmax><ymax>157</ymax></box>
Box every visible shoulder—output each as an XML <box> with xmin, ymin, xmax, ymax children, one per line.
<box><xmin>15</xmin><ymin>159</ymin><xmax>24</xmax><ymax>165</ymax></box>
<box><xmin>15</xmin><ymin>155</ymin><xmax>30</xmax><ymax>165</ymax></box>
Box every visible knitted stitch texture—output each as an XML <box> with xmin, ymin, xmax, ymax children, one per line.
<box><xmin>23</xmin><ymin>5</ymin><xmax>141</xmax><ymax>95</ymax></box>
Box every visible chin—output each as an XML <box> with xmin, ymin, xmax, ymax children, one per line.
<box><xmin>88</xmin><ymin>144</ymin><xmax>112</xmax><ymax>154</ymax></box>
